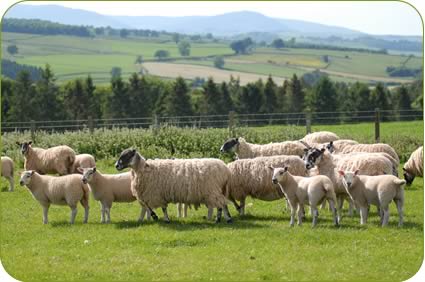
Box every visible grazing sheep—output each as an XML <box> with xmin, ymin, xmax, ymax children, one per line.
<box><xmin>301</xmin><ymin>131</ymin><xmax>339</xmax><ymax>144</ymax></box>
<box><xmin>302</xmin><ymin>148</ymin><xmax>394</xmax><ymax>221</ymax></box>
<box><xmin>16</xmin><ymin>141</ymin><xmax>76</xmax><ymax>175</ymax></box>
<box><xmin>72</xmin><ymin>154</ymin><xmax>96</xmax><ymax>174</ymax></box>
<box><xmin>403</xmin><ymin>146</ymin><xmax>423</xmax><ymax>185</ymax></box>
<box><xmin>338</xmin><ymin>170</ymin><xmax>405</xmax><ymax>227</ymax></box>
<box><xmin>227</xmin><ymin>155</ymin><xmax>308</xmax><ymax>215</ymax></box>
<box><xmin>19</xmin><ymin>170</ymin><xmax>89</xmax><ymax>224</ymax></box>
<box><xmin>115</xmin><ymin>149</ymin><xmax>232</xmax><ymax>223</ymax></box>
<box><xmin>340</xmin><ymin>143</ymin><xmax>399</xmax><ymax>168</ymax></box>
<box><xmin>1</xmin><ymin>156</ymin><xmax>14</xmax><ymax>192</ymax></box>
<box><xmin>220</xmin><ymin>137</ymin><xmax>305</xmax><ymax>159</ymax></box>
<box><xmin>270</xmin><ymin>166</ymin><xmax>339</xmax><ymax>227</ymax></box>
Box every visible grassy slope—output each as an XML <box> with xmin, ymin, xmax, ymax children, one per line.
<box><xmin>0</xmin><ymin>121</ymin><xmax>423</xmax><ymax>281</ymax></box>
<box><xmin>2</xmin><ymin>32</ymin><xmax>421</xmax><ymax>84</ymax></box>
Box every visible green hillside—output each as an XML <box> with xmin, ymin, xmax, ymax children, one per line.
<box><xmin>2</xmin><ymin>32</ymin><xmax>422</xmax><ymax>84</ymax></box>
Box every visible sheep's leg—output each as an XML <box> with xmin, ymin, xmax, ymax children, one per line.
<box><xmin>7</xmin><ymin>177</ymin><xmax>14</xmax><ymax>192</ymax></box>
<box><xmin>42</xmin><ymin>205</ymin><xmax>50</xmax><ymax>224</ymax></box>
<box><xmin>289</xmin><ymin>206</ymin><xmax>295</xmax><ymax>227</ymax></box>
<box><xmin>183</xmin><ymin>203</ymin><xmax>188</xmax><ymax>218</ymax></box>
<box><xmin>100</xmin><ymin>202</ymin><xmax>106</xmax><ymax>223</ymax></box>
<box><xmin>311</xmin><ymin>205</ymin><xmax>319</xmax><ymax>227</ymax></box>
<box><xmin>359</xmin><ymin>207</ymin><xmax>368</xmax><ymax>225</ymax></box>
<box><xmin>223</xmin><ymin>205</ymin><xmax>233</xmax><ymax>224</ymax></box>
<box><xmin>320</xmin><ymin>200</ymin><xmax>327</xmax><ymax>210</ymax></box>
<box><xmin>239</xmin><ymin>198</ymin><xmax>246</xmax><ymax>216</ymax></box>
<box><xmin>329</xmin><ymin>200</ymin><xmax>339</xmax><ymax>226</ymax></box>
<box><xmin>381</xmin><ymin>206</ymin><xmax>390</xmax><ymax>227</ymax></box>
<box><xmin>337</xmin><ymin>196</ymin><xmax>343</xmax><ymax>223</ymax></box>
<box><xmin>82</xmin><ymin>203</ymin><xmax>89</xmax><ymax>224</ymax></box>
<box><xmin>207</xmin><ymin>207</ymin><xmax>214</xmax><ymax>220</ymax></box>
<box><xmin>105</xmin><ymin>205</ymin><xmax>111</xmax><ymax>223</ymax></box>
<box><xmin>215</xmin><ymin>208</ymin><xmax>222</xmax><ymax>223</ymax></box>
<box><xmin>177</xmin><ymin>203</ymin><xmax>182</xmax><ymax>218</ymax></box>
<box><xmin>70</xmin><ymin>206</ymin><xmax>77</xmax><ymax>224</ymax></box>
<box><xmin>297</xmin><ymin>204</ymin><xmax>304</xmax><ymax>226</ymax></box>
<box><xmin>396</xmin><ymin>199</ymin><xmax>404</xmax><ymax>227</ymax></box>
<box><xmin>162</xmin><ymin>207</ymin><xmax>170</xmax><ymax>223</ymax></box>
<box><xmin>348</xmin><ymin>199</ymin><xmax>354</xmax><ymax>217</ymax></box>
<box><xmin>228</xmin><ymin>196</ymin><xmax>241</xmax><ymax>214</ymax></box>
<box><xmin>139</xmin><ymin>206</ymin><xmax>147</xmax><ymax>222</ymax></box>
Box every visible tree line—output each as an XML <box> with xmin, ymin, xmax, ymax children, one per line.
<box><xmin>1</xmin><ymin>65</ymin><xmax>422</xmax><ymax>124</ymax></box>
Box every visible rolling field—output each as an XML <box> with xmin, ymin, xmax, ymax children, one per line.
<box><xmin>2</xmin><ymin>32</ymin><xmax>422</xmax><ymax>84</ymax></box>
<box><xmin>0</xmin><ymin>121</ymin><xmax>423</xmax><ymax>280</ymax></box>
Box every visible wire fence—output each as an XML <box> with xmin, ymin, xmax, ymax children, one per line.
<box><xmin>1</xmin><ymin>109</ymin><xmax>423</xmax><ymax>134</ymax></box>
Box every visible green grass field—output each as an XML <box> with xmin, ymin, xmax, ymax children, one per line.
<box><xmin>0</xmin><ymin>121</ymin><xmax>423</xmax><ymax>280</ymax></box>
<box><xmin>2</xmin><ymin>32</ymin><xmax>422</xmax><ymax>84</ymax></box>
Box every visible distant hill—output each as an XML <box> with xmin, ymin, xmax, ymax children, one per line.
<box><xmin>4</xmin><ymin>4</ymin><xmax>422</xmax><ymax>53</ymax></box>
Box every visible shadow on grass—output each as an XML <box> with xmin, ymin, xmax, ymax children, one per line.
<box><xmin>113</xmin><ymin>218</ymin><xmax>267</xmax><ymax>231</ymax></box>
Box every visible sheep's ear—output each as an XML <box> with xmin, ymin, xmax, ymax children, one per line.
<box><xmin>16</xmin><ymin>141</ymin><xmax>21</xmax><ymax>146</ymax></box>
<box><xmin>132</xmin><ymin>149</ymin><xmax>136</xmax><ymax>154</ymax></box>
<box><xmin>77</xmin><ymin>167</ymin><xmax>84</xmax><ymax>174</ymax></box>
<box><xmin>30</xmin><ymin>170</ymin><xmax>35</xmax><ymax>176</ymax></box>
<box><xmin>93</xmin><ymin>167</ymin><xmax>97</xmax><ymax>173</ymax></box>
<box><xmin>354</xmin><ymin>169</ymin><xmax>360</xmax><ymax>176</ymax></box>
<box><xmin>235</xmin><ymin>137</ymin><xmax>239</xmax><ymax>143</ymax></box>
<box><xmin>320</xmin><ymin>148</ymin><xmax>326</xmax><ymax>153</ymax></box>
<box><xmin>330</xmin><ymin>141</ymin><xmax>333</xmax><ymax>145</ymax></box>
<box><xmin>268</xmin><ymin>165</ymin><xmax>274</xmax><ymax>170</ymax></box>
<box><xmin>303</xmin><ymin>148</ymin><xmax>308</xmax><ymax>153</ymax></box>
<box><xmin>28</xmin><ymin>141</ymin><xmax>33</xmax><ymax>145</ymax></box>
<box><xmin>402</xmin><ymin>167</ymin><xmax>406</xmax><ymax>171</ymax></box>
<box><xmin>145</xmin><ymin>163</ymin><xmax>150</xmax><ymax>168</ymax></box>
<box><xmin>338</xmin><ymin>170</ymin><xmax>345</xmax><ymax>176</ymax></box>
<box><xmin>284</xmin><ymin>166</ymin><xmax>288</xmax><ymax>172</ymax></box>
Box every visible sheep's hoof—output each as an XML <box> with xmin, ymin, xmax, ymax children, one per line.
<box><xmin>151</xmin><ymin>213</ymin><xmax>159</xmax><ymax>221</ymax></box>
<box><xmin>164</xmin><ymin>219</ymin><xmax>171</xmax><ymax>224</ymax></box>
<box><xmin>215</xmin><ymin>219</ymin><xmax>221</xmax><ymax>224</ymax></box>
<box><xmin>226</xmin><ymin>218</ymin><xmax>233</xmax><ymax>224</ymax></box>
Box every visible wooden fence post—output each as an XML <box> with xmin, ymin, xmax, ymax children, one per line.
<box><xmin>88</xmin><ymin>116</ymin><xmax>94</xmax><ymax>134</ymax></box>
<box><xmin>228</xmin><ymin>111</ymin><xmax>235</xmax><ymax>137</ymax></box>
<box><xmin>153</xmin><ymin>114</ymin><xmax>159</xmax><ymax>135</ymax></box>
<box><xmin>375</xmin><ymin>108</ymin><xmax>380</xmax><ymax>143</ymax></box>
<box><xmin>30</xmin><ymin>120</ymin><xmax>36</xmax><ymax>141</ymax></box>
<box><xmin>305</xmin><ymin>112</ymin><xmax>311</xmax><ymax>134</ymax></box>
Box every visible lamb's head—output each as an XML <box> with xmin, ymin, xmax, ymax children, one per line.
<box><xmin>338</xmin><ymin>169</ymin><xmax>360</xmax><ymax>190</ymax></box>
<box><xmin>16</xmin><ymin>141</ymin><xmax>32</xmax><ymax>155</ymax></box>
<box><xmin>302</xmin><ymin>147</ymin><xmax>325</xmax><ymax>170</ymax></box>
<box><xmin>80</xmin><ymin>167</ymin><xmax>96</xmax><ymax>184</ymax></box>
<box><xmin>115</xmin><ymin>148</ymin><xmax>145</xmax><ymax>170</ymax></box>
<box><xmin>269</xmin><ymin>166</ymin><xmax>289</xmax><ymax>184</ymax></box>
<box><xmin>19</xmin><ymin>170</ymin><xmax>35</xmax><ymax>186</ymax></box>
<box><xmin>325</xmin><ymin>141</ymin><xmax>335</xmax><ymax>154</ymax></box>
<box><xmin>402</xmin><ymin>167</ymin><xmax>415</xmax><ymax>185</ymax></box>
<box><xmin>220</xmin><ymin>137</ymin><xmax>240</xmax><ymax>154</ymax></box>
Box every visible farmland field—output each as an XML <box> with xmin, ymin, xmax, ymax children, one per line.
<box><xmin>2</xmin><ymin>32</ymin><xmax>422</xmax><ymax>84</ymax></box>
<box><xmin>0</xmin><ymin>121</ymin><xmax>423</xmax><ymax>280</ymax></box>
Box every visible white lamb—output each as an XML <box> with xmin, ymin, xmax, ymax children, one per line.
<box><xmin>220</xmin><ymin>137</ymin><xmax>305</xmax><ymax>159</ymax></box>
<box><xmin>1</xmin><ymin>156</ymin><xmax>14</xmax><ymax>192</ymax></box>
<box><xmin>73</xmin><ymin>154</ymin><xmax>96</xmax><ymax>174</ymax></box>
<box><xmin>19</xmin><ymin>170</ymin><xmax>90</xmax><ymax>224</ymax></box>
<box><xmin>80</xmin><ymin>167</ymin><xmax>142</xmax><ymax>223</ymax></box>
<box><xmin>301</xmin><ymin>131</ymin><xmax>340</xmax><ymax>144</ymax></box>
<box><xmin>270</xmin><ymin>166</ymin><xmax>338</xmax><ymax>227</ymax></box>
<box><xmin>403</xmin><ymin>146</ymin><xmax>423</xmax><ymax>185</ymax></box>
<box><xmin>227</xmin><ymin>155</ymin><xmax>308</xmax><ymax>215</ymax></box>
<box><xmin>17</xmin><ymin>141</ymin><xmax>76</xmax><ymax>175</ymax></box>
<box><xmin>115</xmin><ymin>149</ymin><xmax>233</xmax><ymax>223</ymax></box>
<box><xmin>303</xmin><ymin>147</ymin><xmax>394</xmax><ymax>220</ymax></box>
<box><xmin>338</xmin><ymin>170</ymin><xmax>405</xmax><ymax>227</ymax></box>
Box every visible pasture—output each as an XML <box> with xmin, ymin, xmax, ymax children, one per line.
<box><xmin>2</xmin><ymin>32</ymin><xmax>421</xmax><ymax>84</ymax></box>
<box><xmin>0</xmin><ymin>121</ymin><xmax>423</xmax><ymax>280</ymax></box>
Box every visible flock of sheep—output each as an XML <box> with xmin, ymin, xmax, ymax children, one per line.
<box><xmin>1</xmin><ymin>131</ymin><xmax>423</xmax><ymax>227</ymax></box>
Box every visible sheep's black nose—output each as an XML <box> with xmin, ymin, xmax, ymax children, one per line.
<box><xmin>19</xmin><ymin>181</ymin><xmax>24</xmax><ymax>186</ymax></box>
<box><xmin>82</xmin><ymin>179</ymin><xmax>87</xmax><ymax>184</ymax></box>
<box><xmin>272</xmin><ymin>179</ymin><xmax>278</xmax><ymax>184</ymax></box>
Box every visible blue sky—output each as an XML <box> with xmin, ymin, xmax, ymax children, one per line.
<box><xmin>14</xmin><ymin>1</ymin><xmax>425</xmax><ymax>35</ymax></box>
